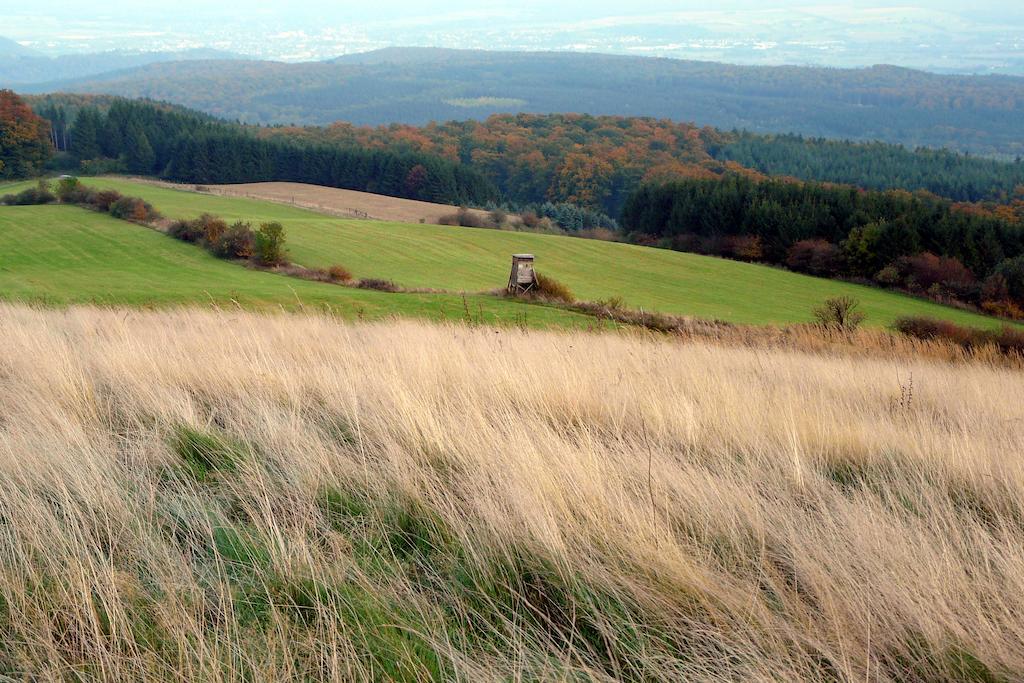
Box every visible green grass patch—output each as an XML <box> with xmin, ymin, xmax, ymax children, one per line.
<box><xmin>172</xmin><ymin>425</ymin><xmax>247</xmax><ymax>479</ymax></box>
<box><xmin>0</xmin><ymin>203</ymin><xmax>593</xmax><ymax>327</ymax></box>
<box><xmin>23</xmin><ymin>176</ymin><xmax>1015</xmax><ymax>329</ymax></box>
<box><xmin>316</xmin><ymin>485</ymin><xmax>689</xmax><ymax>678</ymax></box>
<box><xmin>213</xmin><ymin>526</ymin><xmax>271</xmax><ymax>570</ymax></box>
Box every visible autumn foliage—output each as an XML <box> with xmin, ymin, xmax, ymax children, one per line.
<box><xmin>0</xmin><ymin>90</ymin><xmax>51</xmax><ymax>179</ymax></box>
<box><xmin>260</xmin><ymin>113</ymin><xmax>751</xmax><ymax>214</ymax></box>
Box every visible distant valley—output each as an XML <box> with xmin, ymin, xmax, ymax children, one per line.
<box><xmin>11</xmin><ymin>47</ymin><xmax>1024</xmax><ymax>158</ymax></box>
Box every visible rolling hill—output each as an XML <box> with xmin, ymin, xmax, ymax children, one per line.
<box><xmin>3</xmin><ymin>177</ymin><xmax>1013</xmax><ymax>329</ymax></box>
<box><xmin>0</xmin><ymin>202</ymin><xmax>589</xmax><ymax>327</ymax></box>
<box><xmin>23</xmin><ymin>48</ymin><xmax>1024</xmax><ymax>157</ymax></box>
<box><xmin>0</xmin><ymin>39</ymin><xmax>243</xmax><ymax>86</ymax></box>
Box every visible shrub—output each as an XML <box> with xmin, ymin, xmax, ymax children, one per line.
<box><xmin>54</xmin><ymin>177</ymin><xmax>95</xmax><ymax>205</ymax></box>
<box><xmin>437</xmin><ymin>207</ymin><xmax>494</xmax><ymax>229</ymax></box>
<box><xmin>6</xmin><ymin>180</ymin><xmax>55</xmax><ymax>206</ymax></box>
<box><xmin>533</xmin><ymin>273</ymin><xmax>575</xmax><ymax>303</ymax></box>
<box><xmin>210</xmin><ymin>222</ymin><xmax>256</xmax><ymax>259</ymax></box>
<box><xmin>489</xmin><ymin>208</ymin><xmax>508</xmax><ymax>226</ymax></box>
<box><xmin>596</xmin><ymin>295</ymin><xmax>626</xmax><ymax>311</ymax></box>
<box><xmin>981</xmin><ymin>274</ymin><xmax>1011</xmax><ymax>303</ymax></box>
<box><xmin>996</xmin><ymin>326</ymin><xmax>1024</xmax><ymax>353</ymax></box>
<box><xmin>357</xmin><ymin>278</ymin><xmax>400</xmax><ymax>292</ymax></box>
<box><xmin>981</xmin><ymin>300</ymin><xmax>1024</xmax><ymax>321</ymax></box>
<box><xmin>167</xmin><ymin>219</ymin><xmax>205</xmax><ymax>243</ymax></box>
<box><xmin>108</xmin><ymin>197</ymin><xmax>134</xmax><ymax>219</ymax></box>
<box><xmin>787</xmin><ymin>239</ymin><xmax>843</xmax><ymax>276</ymax></box>
<box><xmin>109</xmin><ymin>196</ymin><xmax>159</xmax><ymax>222</ymax></box>
<box><xmin>195</xmin><ymin>214</ymin><xmax>228</xmax><ymax>245</ymax></box>
<box><xmin>813</xmin><ymin>296</ymin><xmax>865</xmax><ymax>332</ymax></box>
<box><xmin>0</xmin><ymin>194</ymin><xmax>13</xmax><ymax>205</ymax></box>
<box><xmin>894</xmin><ymin>316</ymin><xmax>966</xmax><ymax>343</ymax></box>
<box><xmin>90</xmin><ymin>190</ymin><xmax>122</xmax><ymax>212</ymax></box>
<box><xmin>670</xmin><ymin>233</ymin><xmax>711</xmax><ymax>255</ymax></box>
<box><xmin>895</xmin><ymin>316</ymin><xmax>1024</xmax><ymax>354</ymax></box>
<box><xmin>254</xmin><ymin>222</ymin><xmax>288</xmax><ymax>266</ymax></box>
<box><xmin>328</xmin><ymin>265</ymin><xmax>353</xmax><ymax>283</ymax></box>
<box><xmin>727</xmin><ymin>235</ymin><xmax>763</xmax><ymax>262</ymax></box>
<box><xmin>894</xmin><ymin>252</ymin><xmax>974</xmax><ymax>291</ymax></box>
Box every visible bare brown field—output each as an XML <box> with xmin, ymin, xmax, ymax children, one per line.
<box><xmin>1</xmin><ymin>303</ymin><xmax>1023</xmax><ymax>681</ymax></box>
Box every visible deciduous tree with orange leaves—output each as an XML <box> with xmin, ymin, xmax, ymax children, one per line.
<box><xmin>0</xmin><ymin>90</ymin><xmax>51</xmax><ymax>180</ymax></box>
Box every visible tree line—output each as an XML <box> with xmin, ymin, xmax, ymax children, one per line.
<box><xmin>37</xmin><ymin>98</ymin><xmax>498</xmax><ymax>206</ymax></box>
<box><xmin>264</xmin><ymin>113</ymin><xmax>1024</xmax><ymax>218</ymax></box>
<box><xmin>713</xmin><ymin>132</ymin><xmax>1024</xmax><ymax>203</ymax></box>
<box><xmin>621</xmin><ymin>174</ymin><xmax>1024</xmax><ymax>317</ymax></box>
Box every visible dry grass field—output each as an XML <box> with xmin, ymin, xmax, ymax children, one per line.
<box><xmin>1</xmin><ymin>303</ymin><xmax>1023</xmax><ymax>681</ymax></box>
<box><xmin>151</xmin><ymin>179</ymin><xmax>490</xmax><ymax>224</ymax></box>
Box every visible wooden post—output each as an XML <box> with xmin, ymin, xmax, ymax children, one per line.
<box><xmin>507</xmin><ymin>254</ymin><xmax>536</xmax><ymax>294</ymax></box>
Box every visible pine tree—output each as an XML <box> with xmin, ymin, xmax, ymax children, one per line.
<box><xmin>70</xmin><ymin>108</ymin><xmax>103</xmax><ymax>162</ymax></box>
<box><xmin>125</xmin><ymin>122</ymin><xmax>155</xmax><ymax>174</ymax></box>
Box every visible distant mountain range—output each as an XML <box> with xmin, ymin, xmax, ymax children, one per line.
<box><xmin>0</xmin><ymin>39</ymin><xmax>242</xmax><ymax>85</ymax></box>
<box><xmin>0</xmin><ymin>36</ymin><xmax>41</xmax><ymax>58</ymax></box>
<box><xmin>10</xmin><ymin>46</ymin><xmax>1024</xmax><ymax>158</ymax></box>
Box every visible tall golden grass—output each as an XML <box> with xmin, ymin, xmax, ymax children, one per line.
<box><xmin>0</xmin><ymin>303</ymin><xmax>1022</xmax><ymax>681</ymax></box>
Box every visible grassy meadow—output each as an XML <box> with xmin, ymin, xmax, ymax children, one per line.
<box><xmin>0</xmin><ymin>204</ymin><xmax>594</xmax><ymax>326</ymax></box>
<box><xmin>3</xmin><ymin>176</ymin><xmax>1011</xmax><ymax>329</ymax></box>
<box><xmin>0</xmin><ymin>303</ymin><xmax>1021</xmax><ymax>680</ymax></box>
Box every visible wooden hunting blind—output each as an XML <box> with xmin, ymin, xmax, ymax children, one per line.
<box><xmin>508</xmin><ymin>254</ymin><xmax>536</xmax><ymax>294</ymax></box>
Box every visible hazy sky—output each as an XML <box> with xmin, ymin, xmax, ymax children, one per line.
<box><xmin>3</xmin><ymin>1</ymin><xmax>1023</xmax><ymax>72</ymax></box>
<box><xmin>5</xmin><ymin>1</ymin><xmax>1019</xmax><ymax>23</ymax></box>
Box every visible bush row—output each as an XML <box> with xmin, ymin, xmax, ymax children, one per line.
<box><xmin>895</xmin><ymin>317</ymin><xmax>1024</xmax><ymax>354</ymax></box>
<box><xmin>168</xmin><ymin>213</ymin><xmax>288</xmax><ymax>266</ymax></box>
<box><xmin>56</xmin><ymin>177</ymin><xmax>162</xmax><ymax>222</ymax></box>
<box><xmin>438</xmin><ymin>203</ymin><xmax>619</xmax><ymax>238</ymax></box>
<box><xmin>1</xmin><ymin>180</ymin><xmax>56</xmax><ymax>206</ymax></box>
<box><xmin>3</xmin><ymin>178</ymin><xmax>163</xmax><ymax>224</ymax></box>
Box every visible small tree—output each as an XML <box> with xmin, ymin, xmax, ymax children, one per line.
<box><xmin>168</xmin><ymin>219</ymin><xmax>204</xmax><ymax>243</ymax></box>
<box><xmin>195</xmin><ymin>214</ymin><xmax>228</xmax><ymax>245</ymax></box>
<box><xmin>55</xmin><ymin>177</ymin><xmax>84</xmax><ymax>203</ymax></box>
<box><xmin>91</xmin><ymin>189</ymin><xmax>122</xmax><ymax>212</ymax></box>
<box><xmin>211</xmin><ymin>222</ymin><xmax>255</xmax><ymax>259</ymax></box>
<box><xmin>813</xmin><ymin>296</ymin><xmax>865</xmax><ymax>332</ymax></box>
<box><xmin>254</xmin><ymin>221</ymin><xmax>287</xmax><ymax>266</ymax></box>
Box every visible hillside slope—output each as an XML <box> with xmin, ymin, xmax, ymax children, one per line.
<box><xmin>0</xmin><ymin>203</ymin><xmax>588</xmax><ymax>327</ymax></box>
<box><xmin>12</xmin><ymin>177</ymin><xmax>1010</xmax><ymax>329</ymax></box>
<box><xmin>0</xmin><ymin>46</ymin><xmax>244</xmax><ymax>86</ymax></box>
<box><xmin>1</xmin><ymin>304</ymin><xmax>1021</xmax><ymax>680</ymax></box>
<box><xmin>184</xmin><ymin>181</ymin><xmax>487</xmax><ymax>224</ymax></box>
<box><xmin>26</xmin><ymin>48</ymin><xmax>1024</xmax><ymax>157</ymax></box>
